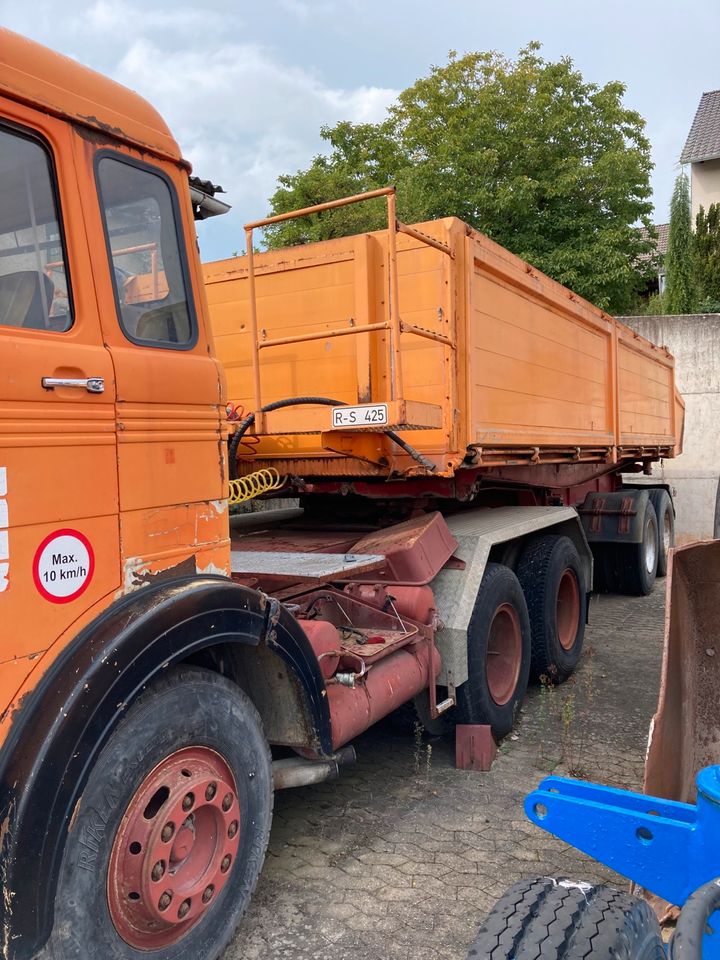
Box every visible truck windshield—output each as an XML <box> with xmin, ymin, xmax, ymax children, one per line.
<box><xmin>96</xmin><ymin>156</ymin><xmax>195</xmax><ymax>347</ymax></box>
<box><xmin>0</xmin><ymin>126</ymin><xmax>72</xmax><ymax>332</ymax></box>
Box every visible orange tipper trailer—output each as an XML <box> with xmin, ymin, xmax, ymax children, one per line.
<box><xmin>204</xmin><ymin>192</ymin><xmax>683</xmax><ymax>483</ymax></box>
<box><xmin>0</xmin><ymin>29</ymin><xmax>683</xmax><ymax>960</ymax></box>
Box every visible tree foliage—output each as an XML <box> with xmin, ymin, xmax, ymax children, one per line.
<box><xmin>664</xmin><ymin>173</ymin><xmax>696</xmax><ymax>314</ymax></box>
<box><xmin>266</xmin><ymin>44</ymin><xmax>655</xmax><ymax>313</ymax></box>
<box><xmin>695</xmin><ymin>202</ymin><xmax>720</xmax><ymax>311</ymax></box>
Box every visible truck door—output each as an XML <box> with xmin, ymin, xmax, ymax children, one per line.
<box><xmin>0</xmin><ymin>108</ymin><xmax>119</xmax><ymax>701</ymax></box>
<box><xmin>73</xmin><ymin>140</ymin><xmax>227</xmax><ymax>581</ymax></box>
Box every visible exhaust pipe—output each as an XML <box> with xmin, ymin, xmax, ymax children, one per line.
<box><xmin>272</xmin><ymin>746</ymin><xmax>356</xmax><ymax>790</ymax></box>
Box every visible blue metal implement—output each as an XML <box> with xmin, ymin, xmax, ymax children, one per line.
<box><xmin>525</xmin><ymin>766</ymin><xmax>720</xmax><ymax>958</ymax></box>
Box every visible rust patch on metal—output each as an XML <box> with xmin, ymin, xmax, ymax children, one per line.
<box><xmin>619</xmin><ymin>496</ymin><xmax>634</xmax><ymax>535</ymax></box>
<box><xmin>130</xmin><ymin>555</ymin><xmax>197</xmax><ymax>588</ymax></box>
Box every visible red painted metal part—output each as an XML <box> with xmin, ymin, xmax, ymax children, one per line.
<box><xmin>456</xmin><ymin>725</ymin><xmax>498</xmax><ymax>772</ymax></box>
<box><xmin>343</xmin><ymin>582</ymin><xmax>437</xmax><ymax>626</ymax></box>
<box><xmin>298</xmin><ymin>618</ymin><xmax>340</xmax><ymax>679</ymax></box>
<box><xmin>485</xmin><ymin>603</ymin><xmax>522</xmax><ymax>706</ymax></box>
<box><xmin>348</xmin><ymin>512</ymin><xmax>458</xmax><ymax>585</ymax></box>
<box><xmin>107</xmin><ymin>747</ymin><xmax>240</xmax><ymax>950</ymax></box>
<box><xmin>300</xmin><ymin>461</ymin><xmax>630</xmax><ymax>504</ymax></box>
<box><xmin>328</xmin><ymin>642</ymin><xmax>441</xmax><ymax>749</ymax></box>
<box><xmin>557</xmin><ymin>569</ymin><xmax>581</xmax><ymax>651</ymax></box>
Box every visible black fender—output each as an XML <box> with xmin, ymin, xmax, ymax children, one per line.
<box><xmin>0</xmin><ymin>575</ymin><xmax>331</xmax><ymax>959</ymax></box>
<box><xmin>579</xmin><ymin>489</ymin><xmax>652</xmax><ymax>543</ymax></box>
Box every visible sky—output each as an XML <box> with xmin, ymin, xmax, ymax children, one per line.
<box><xmin>3</xmin><ymin>0</ymin><xmax>719</xmax><ymax>262</ymax></box>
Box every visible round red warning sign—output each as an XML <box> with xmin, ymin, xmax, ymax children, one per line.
<box><xmin>33</xmin><ymin>529</ymin><xmax>95</xmax><ymax>604</ymax></box>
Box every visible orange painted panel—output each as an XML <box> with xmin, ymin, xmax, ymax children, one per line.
<box><xmin>203</xmin><ymin>216</ymin><xmax>681</xmax><ymax>479</ymax></box>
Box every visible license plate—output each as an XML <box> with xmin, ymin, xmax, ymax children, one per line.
<box><xmin>331</xmin><ymin>403</ymin><xmax>389</xmax><ymax>428</ymax></box>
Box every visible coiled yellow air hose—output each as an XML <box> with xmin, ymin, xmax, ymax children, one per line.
<box><xmin>228</xmin><ymin>467</ymin><xmax>285</xmax><ymax>505</ymax></box>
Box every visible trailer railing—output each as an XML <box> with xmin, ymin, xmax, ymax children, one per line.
<box><xmin>243</xmin><ymin>186</ymin><xmax>454</xmax><ymax>430</ymax></box>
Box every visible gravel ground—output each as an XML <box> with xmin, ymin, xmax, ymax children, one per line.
<box><xmin>225</xmin><ymin>586</ymin><xmax>666</xmax><ymax>960</ymax></box>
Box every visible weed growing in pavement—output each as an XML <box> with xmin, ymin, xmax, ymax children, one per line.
<box><xmin>537</xmin><ymin>645</ymin><xmax>597</xmax><ymax>778</ymax></box>
<box><xmin>413</xmin><ymin>720</ymin><xmax>424</xmax><ymax>776</ymax></box>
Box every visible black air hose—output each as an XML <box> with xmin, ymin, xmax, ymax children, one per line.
<box><xmin>227</xmin><ymin>396</ymin><xmax>436</xmax><ymax>480</ymax></box>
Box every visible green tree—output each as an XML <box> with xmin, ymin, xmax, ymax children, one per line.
<box><xmin>664</xmin><ymin>173</ymin><xmax>697</xmax><ymax>314</ymax></box>
<box><xmin>695</xmin><ymin>203</ymin><xmax>720</xmax><ymax>311</ymax></box>
<box><xmin>266</xmin><ymin>44</ymin><xmax>655</xmax><ymax>313</ymax></box>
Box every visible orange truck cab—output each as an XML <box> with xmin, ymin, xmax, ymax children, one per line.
<box><xmin>0</xmin><ymin>28</ymin><xmax>682</xmax><ymax>960</ymax></box>
<box><xmin>0</xmin><ymin>29</ymin><xmax>337</xmax><ymax>960</ymax></box>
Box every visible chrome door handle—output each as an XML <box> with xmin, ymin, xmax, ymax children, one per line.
<box><xmin>41</xmin><ymin>377</ymin><xmax>105</xmax><ymax>394</ymax></box>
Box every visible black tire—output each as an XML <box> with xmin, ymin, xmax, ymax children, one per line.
<box><xmin>468</xmin><ymin>876</ymin><xmax>665</xmax><ymax>960</ymax></box>
<box><xmin>620</xmin><ymin>497</ymin><xmax>659</xmax><ymax>595</ymax></box>
<box><xmin>455</xmin><ymin>563</ymin><xmax>531</xmax><ymax>740</ymax></box>
<box><xmin>592</xmin><ymin>498</ymin><xmax>659</xmax><ymax>596</ymax></box>
<box><xmin>517</xmin><ymin>536</ymin><xmax>586</xmax><ymax>683</ymax></box>
<box><xmin>648</xmin><ymin>488</ymin><xmax>674</xmax><ymax>577</ymax></box>
<box><xmin>47</xmin><ymin>667</ymin><xmax>272</xmax><ymax>960</ymax></box>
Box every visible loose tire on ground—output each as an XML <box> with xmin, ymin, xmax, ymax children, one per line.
<box><xmin>517</xmin><ymin>535</ymin><xmax>586</xmax><ymax>683</ymax></box>
<box><xmin>467</xmin><ymin>876</ymin><xmax>665</xmax><ymax>959</ymax></box>
<box><xmin>47</xmin><ymin>666</ymin><xmax>272</xmax><ymax>960</ymax></box>
<box><xmin>648</xmin><ymin>488</ymin><xmax>674</xmax><ymax>577</ymax></box>
<box><xmin>455</xmin><ymin>562</ymin><xmax>531</xmax><ymax>740</ymax></box>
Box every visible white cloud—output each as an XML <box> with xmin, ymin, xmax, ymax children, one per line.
<box><xmin>113</xmin><ymin>38</ymin><xmax>398</xmax><ymax>254</ymax></box>
<box><xmin>85</xmin><ymin>0</ymin><xmax>224</xmax><ymax>32</ymax></box>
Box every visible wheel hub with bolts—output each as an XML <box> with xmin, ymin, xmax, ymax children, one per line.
<box><xmin>107</xmin><ymin>746</ymin><xmax>240</xmax><ymax>950</ymax></box>
<box><xmin>556</xmin><ymin>569</ymin><xmax>581</xmax><ymax>652</ymax></box>
<box><xmin>485</xmin><ymin>602</ymin><xmax>522</xmax><ymax>706</ymax></box>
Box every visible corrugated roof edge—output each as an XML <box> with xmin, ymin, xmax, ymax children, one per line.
<box><xmin>0</xmin><ymin>28</ymin><xmax>186</xmax><ymax>166</ymax></box>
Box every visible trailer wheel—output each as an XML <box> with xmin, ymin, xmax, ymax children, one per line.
<box><xmin>456</xmin><ymin>563</ymin><xmax>531</xmax><ymax>739</ymax></box>
<box><xmin>467</xmin><ymin>877</ymin><xmax>665</xmax><ymax>960</ymax></box>
<box><xmin>517</xmin><ymin>535</ymin><xmax>586</xmax><ymax>683</ymax></box>
<box><xmin>619</xmin><ymin>497</ymin><xmax>659</xmax><ymax>596</ymax></box>
<box><xmin>648</xmin><ymin>488</ymin><xmax>674</xmax><ymax>577</ymax></box>
<box><xmin>47</xmin><ymin>667</ymin><xmax>272</xmax><ymax>960</ymax></box>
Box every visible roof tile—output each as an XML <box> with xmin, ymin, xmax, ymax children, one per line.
<box><xmin>681</xmin><ymin>90</ymin><xmax>720</xmax><ymax>164</ymax></box>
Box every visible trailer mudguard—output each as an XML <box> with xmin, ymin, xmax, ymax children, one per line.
<box><xmin>0</xmin><ymin>575</ymin><xmax>331</xmax><ymax>960</ymax></box>
<box><xmin>579</xmin><ymin>489</ymin><xmax>652</xmax><ymax>543</ymax></box>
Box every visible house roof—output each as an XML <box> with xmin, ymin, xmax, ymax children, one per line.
<box><xmin>653</xmin><ymin>223</ymin><xmax>669</xmax><ymax>257</ymax></box>
<box><xmin>681</xmin><ymin>90</ymin><xmax>720</xmax><ymax>164</ymax></box>
<box><xmin>638</xmin><ymin>223</ymin><xmax>669</xmax><ymax>265</ymax></box>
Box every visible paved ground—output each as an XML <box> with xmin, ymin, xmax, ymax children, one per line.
<box><xmin>226</xmin><ymin>587</ymin><xmax>666</xmax><ymax>960</ymax></box>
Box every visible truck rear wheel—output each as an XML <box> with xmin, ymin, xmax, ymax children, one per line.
<box><xmin>456</xmin><ymin>563</ymin><xmax>531</xmax><ymax>739</ymax></box>
<box><xmin>517</xmin><ymin>535</ymin><xmax>586</xmax><ymax>683</ymax></box>
<box><xmin>648</xmin><ymin>488</ymin><xmax>674</xmax><ymax>577</ymax></box>
<box><xmin>467</xmin><ymin>876</ymin><xmax>665</xmax><ymax>959</ymax></box>
<box><xmin>47</xmin><ymin>666</ymin><xmax>272</xmax><ymax>960</ymax></box>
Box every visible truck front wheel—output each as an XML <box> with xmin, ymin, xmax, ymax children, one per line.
<box><xmin>48</xmin><ymin>666</ymin><xmax>272</xmax><ymax>960</ymax></box>
<box><xmin>456</xmin><ymin>563</ymin><xmax>531</xmax><ymax>739</ymax></box>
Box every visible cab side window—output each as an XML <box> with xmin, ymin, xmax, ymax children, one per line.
<box><xmin>0</xmin><ymin>126</ymin><xmax>72</xmax><ymax>332</ymax></box>
<box><xmin>96</xmin><ymin>156</ymin><xmax>195</xmax><ymax>347</ymax></box>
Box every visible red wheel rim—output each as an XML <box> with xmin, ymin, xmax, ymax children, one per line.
<box><xmin>107</xmin><ymin>747</ymin><xmax>241</xmax><ymax>950</ymax></box>
<box><xmin>486</xmin><ymin>603</ymin><xmax>522</xmax><ymax>706</ymax></box>
<box><xmin>557</xmin><ymin>568</ymin><xmax>580</xmax><ymax>651</ymax></box>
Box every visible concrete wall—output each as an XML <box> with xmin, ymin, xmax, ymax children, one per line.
<box><xmin>620</xmin><ymin>314</ymin><xmax>720</xmax><ymax>544</ymax></box>
<box><xmin>247</xmin><ymin>315</ymin><xmax>719</xmax><ymax>545</ymax></box>
<box><xmin>691</xmin><ymin>158</ymin><xmax>720</xmax><ymax>222</ymax></box>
